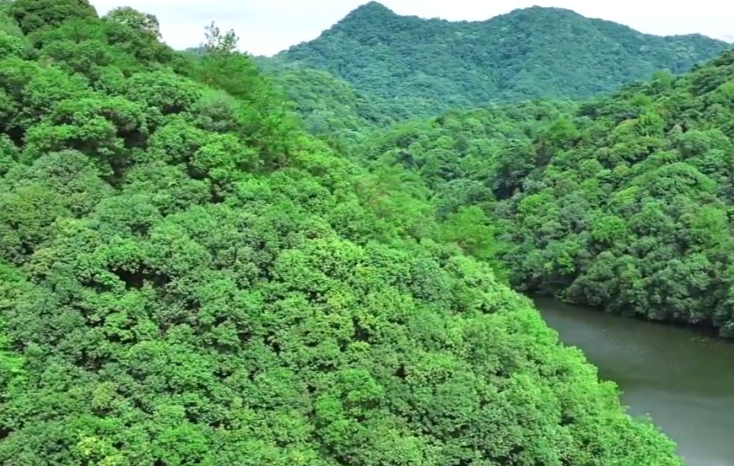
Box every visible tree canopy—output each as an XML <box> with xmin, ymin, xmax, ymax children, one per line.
<box><xmin>264</xmin><ymin>2</ymin><xmax>728</xmax><ymax>121</ymax></box>
<box><xmin>361</xmin><ymin>47</ymin><xmax>734</xmax><ymax>337</ymax></box>
<box><xmin>0</xmin><ymin>1</ymin><xmax>683</xmax><ymax>465</ymax></box>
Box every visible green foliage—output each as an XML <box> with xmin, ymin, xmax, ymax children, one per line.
<box><xmin>190</xmin><ymin>23</ymin><xmax>295</xmax><ymax>169</ymax></box>
<box><xmin>103</xmin><ymin>6</ymin><xmax>161</xmax><ymax>39</ymax></box>
<box><xmin>257</xmin><ymin>62</ymin><xmax>395</xmax><ymax>146</ymax></box>
<box><xmin>363</xmin><ymin>46</ymin><xmax>734</xmax><ymax>337</ymax></box>
<box><xmin>194</xmin><ymin>23</ymin><xmax>260</xmax><ymax>97</ymax></box>
<box><xmin>0</xmin><ymin>29</ymin><xmax>24</xmax><ymax>58</ymax></box>
<box><xmin>0</xmin><ymin>8</ymin><xmax>23</xmax><ymax>38</ymax></box>
<box><xmin>0</xmin><ymin>2</ymin><xmax>683</xmax><ymax>465</ymax></box>
<box><xmin>265</xmin><ymin>2</ymin><xmax>728</xmax><ymax>122</ymax></box>
<box><xmin>437</xmin><ymin>206</ymin><xmax>505</xmax><ymax>272</ymax></box>
<box><xmin>8</xmin><ymin>0</ymin><xmax>97</xmax><ymax>35</ymax></box>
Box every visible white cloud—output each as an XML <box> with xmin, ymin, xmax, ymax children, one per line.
<box><xmin>89</xmin><ymin>0</ymin><xmax>734</xmax><ymax>56</ymax></box>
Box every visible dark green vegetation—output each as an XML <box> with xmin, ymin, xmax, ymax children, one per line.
<box><xmin>364</xmin><ymin>48</ymin><xmax>734</xmax><ymax>337</ymax></box>
<box><xmin>257</xmin><ymin>60</ymin><xmax>395</xmax><ymax>146</ymax></box>
<box><xmin>266</xmin><ymin>1</ymin><xmax>729</xmax><ymax>121</ymax></box>
<box><xmin>0</xmin><ymin>0</ymin><xmax>684</xmax><ymax>464</ymax></box>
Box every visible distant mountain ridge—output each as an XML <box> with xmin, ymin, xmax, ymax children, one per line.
<box><xmin>264</xmin><ymin>2</ymin><xmax>729</xmax><ymax>119</ymax></box>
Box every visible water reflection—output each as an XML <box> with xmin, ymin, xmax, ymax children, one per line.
<box><xmin>535</xmin><ymin>297</ymin><xmax>734</xmax><ymax>466</ymax></box>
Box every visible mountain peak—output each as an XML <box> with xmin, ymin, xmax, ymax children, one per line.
<box><xmin>345</xmin><ymin>1</ymin><xmax>395</xmax><ymax>18</ymax></box>
<box><xmin>500</xmin><ymin>6</ymin><xmax>587</xmax><ymax>22</ymax></box>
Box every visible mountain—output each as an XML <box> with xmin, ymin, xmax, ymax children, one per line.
<box><xmin>360</xmin><ymin>46</ymin><xmax>734</xmax><ymax>336</ymax></box>
<box><xmin>268</xmin><ymin>2</ymin><xmax>729</xmax><ymax>119</ymax></box>
<box><xmin>0</xmin><ymin>0</ymin><xmax>684</xmax><ymax>464</ymax></box>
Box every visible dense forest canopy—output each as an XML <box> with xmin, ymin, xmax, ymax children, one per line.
<box><xmin>261</xmin><ymin>62</ymin><xmax>396</xmax><ymax>143</ymax></box>
<box><xmin>265</xmin><ymin>1</ymin><xmax>729</xmax><ymax>122</ymax></box>
<box><xmin>361</xmin><ymin>45</ymin><xmax>734</xmax><ymax>336</ymax></box>
<box><xmin>0</xmin><ymin>0</ymin><xmax>684</xmax><ymax>464</ymax></box>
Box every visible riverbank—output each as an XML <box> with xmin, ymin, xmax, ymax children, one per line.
<box><xmin>531</xmin><ymin>289</ymin><xmax>725</xmax><ymax>339</ymax></box>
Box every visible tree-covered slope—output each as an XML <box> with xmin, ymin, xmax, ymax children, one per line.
<box><xmin>0</xmin><ymin>1</ymin><xmax>683</xmax><ymax>464</ymax></box>
<box><xmin>269</xmin><ymin>1</ymin><xmax>729</xmax><ymax>119</ymax></box>
<box><xmin>364</xmin><ymin>48</ymin><xmax>734</xmax><ymax>337</ymax></box>
<box><xmin>256</xmin><ymin>60</ymin><xmax>396</xmax><ymax>143</ymax></box>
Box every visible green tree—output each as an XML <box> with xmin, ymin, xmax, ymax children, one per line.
<box><xmin>103</xmin><ymin>6</ymin><xmax>160</xmax><ymax>38</ymax></box>
<box><xmin>0</xmin><ymin>7</ymin><xmax>684</xmax><ymax>465</ymax></box>
<box><xmin>8</xmin><ymin>0</ymin><xmax>97</xmax><ymax>34</ymax></box>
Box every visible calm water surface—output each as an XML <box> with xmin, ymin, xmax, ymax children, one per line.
<box><xmin>535</xmin><ymin>297</ymin><xmax>734</xmax><ymax>466</ymax></box>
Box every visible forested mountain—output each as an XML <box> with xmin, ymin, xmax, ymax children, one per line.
<box><xmin>0</xmin><ymin>0</ymin><xmax>683</xmax><ymax>464</ymax></box>
<box><xmin>266</xmin><ymin>1</ymin><xmax>729</xmax><ymax>120</ymax></box>
<box><xmin>363</xmin><ymin>48</ymin><xmax>734</xmax><ymax>337</ymax></box>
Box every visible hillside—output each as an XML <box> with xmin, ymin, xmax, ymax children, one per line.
<box><xmin>269</xmin><ymin>1</ymin><xmax>729</xmax><ymax>119</ymax></box>
<box><xmin>363</xmin><ymin>47</ymin><xmax>734</xmax><ymax>336</ymax></box>
<box><xmin>0</xmin><ymin>1</ymin><xmax>682</xmax><ymax>464</ymax></box>
<box><xmin>256</xmin><ymin>59</ymin><xmax>397</xmax><ymax>144</ymax></box>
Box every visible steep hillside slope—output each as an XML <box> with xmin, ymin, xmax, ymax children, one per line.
<box><xmin>363</xmin><ymin>48</ymin><xmax>734</xmax><ymax>336</ymax></box>
<box><xmin>270</xmin><ymin>2</ymin><xmax>728</xmax><ymax>118</ymax></box>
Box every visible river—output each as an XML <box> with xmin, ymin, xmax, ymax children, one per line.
<box><xmin>535</xmin><ymin>297</ymin><xmax>734</xmax><ymax>466</ymax></box>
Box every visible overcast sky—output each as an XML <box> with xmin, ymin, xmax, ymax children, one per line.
<box><xmin>90</xmin><ymin>0</ymin><xmax>734</xmax><ymax>56</ymax></box>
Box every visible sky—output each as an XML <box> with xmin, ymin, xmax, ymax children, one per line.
<box><xmin>90</xmin><ymin>0</ymin><xmax>734</xmax><ymax>56</ymax></box>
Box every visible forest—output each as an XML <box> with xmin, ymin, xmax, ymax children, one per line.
<box><xmin>263</xmin><ymin>1</ymin><xmax>728</xmax><ymax>122</ymax></box>
<box><xmin>261</xmin><ymin>3</ymin><xmax>734</xmax><ymax>337</ymax></box>
<box><xmin>0</xmin><ymin>0</ymin><xmax>731</xmax><ymax>464</ymax></box>
<box><xmin>342</xmin><ymin>46</ymin><xmax>734</xmax><ymax>336</ymax></box>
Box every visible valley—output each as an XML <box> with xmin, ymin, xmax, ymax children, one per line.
<box><xmin>0</xmin><ymin>0</ymin><xmax>733</xmax><ymax>464</ymax></box>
